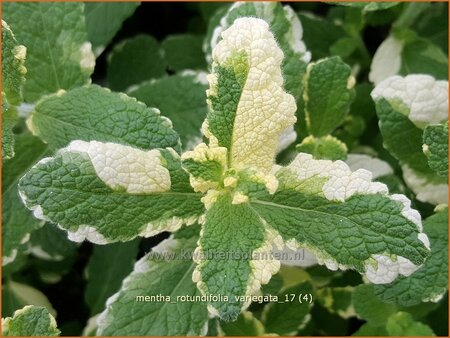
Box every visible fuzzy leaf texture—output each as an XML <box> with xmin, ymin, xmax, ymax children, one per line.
<box><xmin>423</xmin><ymin>122</ymin><xmax>448</xmax><ymax>177</ymax></box>
<box><xmin>205</xmin><ymin>2</ymin><xmax>311</xmax><ymax>136</ymax></box>
<box><xmin>2</xmin><ymin>305</ymin><xmax>60</xmax><ymax>336</ymax></box>
<box><xmin>2</xmin><ymin>134</ymin><xmax>49</xmax><ymax>266</ymax></box>
<box><xmin>303</xmin><ymin>56</ymin><xmax>355</xmax><ymax>136</ymax></box>
<box><xmin>18</xmin><ymin>141</ymin><xmax>204</xmax><ymax>244</ymax></box>
<box><xmin>1</xmin><ymin>20</ymin><xmax>26</xmax><ymax>160</ymax></box>
<box><xmin>17</xmin><ymin>16</ymin><xmax>433</xmax><ymax>326</ymax></box>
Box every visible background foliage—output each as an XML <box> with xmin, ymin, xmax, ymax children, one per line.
<box><xmin>2</xmin><ymin>1</ymin><xmax>448</xmax><ymax>336</ymax></box>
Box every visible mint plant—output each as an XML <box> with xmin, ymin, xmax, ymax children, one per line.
<box><xmin>2</xmin><ymin>2</ymin><xmax>448</xmax><ymax>336</ymax></box>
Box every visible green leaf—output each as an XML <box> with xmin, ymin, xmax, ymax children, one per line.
<box><xmin>2</xmin><ymin>20</ymin><xmax>26</xmax><ymax>106</ymax></box>
<box><xmin>107</xmin><ymin>35</ymin><xmax>166</xmax><ymax>91</ymax></box>
<box><xmin>386</xmin><ymin>312</ymin><xmax>435</xmax><ymax>336</ymax></box>
<box><xmin>28</xmin><ymin>85</ymin><xmax>181</xmax><ymax>152</ymax></box>
<box><xmin>96</xmin><ymin>233</ymin><xmax>209</xmax><ymax>335</ymax></box>
<box><xmin>345</xmin><ymin>154</ymin><xmax>405</xmax><ymax>194</ymax></box>
<box><xmin>162</xmin><ymin>34</ymin><xmax>207</xmax><ymax>72</ymax></box>
<box><xmin>193</xmin><ymin>194</ymin><xmax>277</xmax><ymax>321</ymax></box>
<box><xmin>296</xmin><ymin>135</ymin><xmax>348</xmax><ymax>160</ymax></box>
<box><xmin>29</xmin><ymin>223</ymin><xmax>78</xmax><ymax>262</ymax></box>
<box><xmin>2</xmin><ymin>95</ymin><xmax>18</xmax><ymax>160</ymax></box>
<box><xmin>250</xmin><ymin>152</ymin><xmax>430</xmax><ymax>284</ymax></box>
<box><xmin>203</xmin><ymin>17</ymin><xmax>296</xmax><ymax>173</ymax></box>
<box><xmin>2</xmin><ymin>281</ymin><xmax>56</xmax><ymax>318</ymax></box>
<box><xmin>2</xmin><ymin>133</ymin><xmax>49</xmax><ymax>266</ymax></box>
<box><xmin>3</xmin><ymin>2</ymin><xmax>94</xmax><ymax>102</ymax></box>
<box><xmin>374</xmin><ymin>210</ymin><xmax>448</xmax><ymax>307</ymax></box>
<box><xmin>1</xmin><ymin>20</ymin><xmax>25</xmax><ymax>160</ymax></box>
<box><xmin>262</xmin><ymin>282</ymin><xmax>313</xmax><ymax>335</ymax></box>
<box><xmin>85</xmin><ymin>240</ymin><xmax>140</xmax><ymax>315</ymax></box>
<box><xmin>219</xmin><ymin>311</ymin><xmax>265</xmax><ymax>336</ymax></box>
<box><xmin>303</xmin><ymin>56</ymin><xmax>355</xmax><ymax>136</ymax></box>
<box><xmin>84</xmin><ymin>2</ymin><xmax>139</xmax><ymax>56</ymax></box>
<box><xmin>2</xmin><ymin>305</ymin><xmax>60</xmax><ymax>336</ymax></box>
<box><xmin>423</xmin><ymin>123</ymin><xmax>448</xmax><ymax>177</ymax></box>
<box><xmin>353</xmin><ymin>284</ymin><xmax>397</xmax><ymax>325</ymax></box>
<box><xmin>127</xmin><ymin>73</ymin><xmax>208</xmax><ymax>150</ymax></box>
<box><xmin>18</xmin><ymin>141</ymin><xmax>204</xmax><ymax>244</ymax></box>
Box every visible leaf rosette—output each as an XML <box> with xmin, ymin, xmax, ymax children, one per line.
<box><xmin>18</xmin><ymin>17</ymin><xmax>430</xmax><ymax>323</ymax></box>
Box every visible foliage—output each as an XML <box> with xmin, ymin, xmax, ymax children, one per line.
<box><xmin>1</xmin><ymin>2</ymin><xmax>447</xmax><ymax>336</ymax></box>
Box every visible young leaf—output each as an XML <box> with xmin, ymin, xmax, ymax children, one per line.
<box><xmin>218</xmin><ymin>311</ymin><xmax>265</xmax><ymax>336</ymax></box>
<box><xmin>2</xmin><ymin>305</ymin><xmax>60</xmax><ymax>336</ymax></box>
<box><xmin>193</xmin><ymin>194</ymin><xmax>280</xmax><ymax>320</ymax></box>
<box><xmin>2</xmin><ymin>133</ymin><xmax>49</xmax><ymax>266</ymax></box>
<box><xmin>3</xmin><ymin>2</ymin><xmax>94</xmax><ymax>102</ymax></box>
<box><xmin>27</xmin><ymin>85</ymin><xmax>181</xmax><ymax>152</ymax></box>
<box><xmin>85</xmin><ymin>240</ymin><xmax>140</xmax><ymax>315</ymax></box>
<box><xmin>205</xmin><ymin>2</ymin><xmax>310</xmax><ymax>135</ymax></box>
<box><xmin>423</xmin><ymin>122</ymin><xmax>448</xmax><ymax>177</ymax></box>
<box><xmin>374</xmin><ymin>209</ymin><xmax>448</xmax><ymax>306</ymax></box>
<box><xmin>107</xmin><ymin>35</ymin><xmax>166</xmax><ymax>91</ymax></box>
<box><xmin>346</xmin><ymin>153</ymin><xmax>405</xmax><ymax>194</ymax></box>
<box><xmin>2</xmin><ymin>20</ymin><xmax>26</xmax><ymax>160</ymax></box>
<box><xmin>96</xmin><ymin>233</ymin><xmax>209</xmax><ymax>336</ymax></box>
<box><xmin>2</xmin><ymin>20</ymin><xmax>26</xmax><ymax>106</ymax></box>
<box><xmin>162</xmin><ymin>34</ymin><xmax>207</xmax><ymax>72</ymax></box>
<box><xmin>303</xmin><ymin>56</ymin><xmax>355</xmax><ymax>136</ymax></box>
<box><xmin>251</xmin><ymin>153</ymin><xmax>430</xmax><ymax>284</ymax></box>
<box><xmin>296</xmin><ymin>135</ymin><xmax>348</xmax><ymax>160</ymax></box>
<box><xmin>84</xmin><ymin>2</ymin><xmax>139</xmax><ymax>56</ymax></box>
<box><xmin>128</xmin><ymin>72</ymin><xmax>208</xmax><ymax>150</ymax></box>
<box><xmin>386</xmin><ymin>312</ymin><xmax>435</xmax><ymax>336</ymax></box>
<box><xmin>2</xmin><ymin>281</ymin><xmax>57</xmax><ymax>318</ymax></box>
<box><xmin>18</xmin><ymin>141</ymin><xmax>204</xmax><ymax>244</ymax></box>
<box><xmin>204</xmin><ymin>17</ymin><xmax>297</xmax><ymax>173</ymax></box>
<box><xmin>262</xmin><ymin>282</ymin><xmax>313</xmax><ymax>335</ymax></box>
